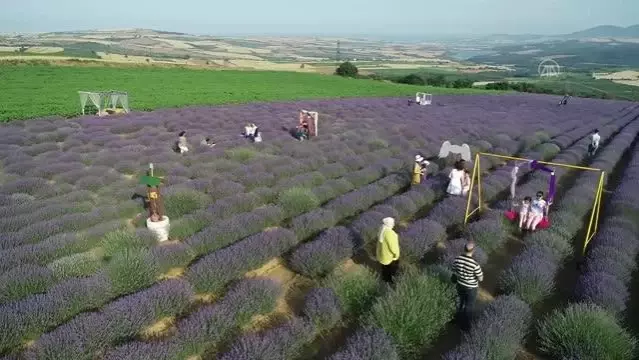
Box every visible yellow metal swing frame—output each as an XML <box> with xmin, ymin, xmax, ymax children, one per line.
<box><xmin>463</xmin><ymin>152</ymin><xmax>605</xmax><ymax>255</ymax></box>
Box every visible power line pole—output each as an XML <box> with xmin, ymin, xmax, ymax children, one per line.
<box><xmin>336</xmin><ymin>40</ymin><xmax>341</xmax><ymax>65</ymax></box>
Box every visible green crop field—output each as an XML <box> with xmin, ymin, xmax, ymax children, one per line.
<box><xmin>0</xmin><ymin>63</ymin><xmax>494</xmax><ymax>122</ymax></box>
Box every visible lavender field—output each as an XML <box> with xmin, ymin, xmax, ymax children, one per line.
<box><xmin>1</xmin><ymin>94</ymin><xmax>638</xmax><ymax>360</ymax></box>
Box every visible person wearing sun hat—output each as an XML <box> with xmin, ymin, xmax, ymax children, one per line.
<box><xmin>376</xmin><ymin>217</ymin><xmax>400</xmax><ymax>283</ymax></box>
<box><xmin>412</xmin><ymin>154</ymin><xmax>430</xmax><ymax>185</ymax></box>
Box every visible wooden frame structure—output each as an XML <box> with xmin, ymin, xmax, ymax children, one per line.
<box><xmin>464</xmin><ymin>152</ymin><xmax>605</xmax><ymax>254</ymax></box>
<box><xmin>299</xmin><ymin>110</ymin><xmax>318</xmax><ymax>136</ymax></box>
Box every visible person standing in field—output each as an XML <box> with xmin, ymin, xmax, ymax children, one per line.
<box><xmin>447</xmin><ymin>160</ymin><xmax>466</xmax><ymax>196</ymax></box>
<box><xmin>376</xmin><ymin>217</ymin><xmax>400</xmax><ymax>283</ymax></box>
<box><xmin>588</xmin><ymin>129</ymin><xmax>600</xmax><ymax>156</ymax></box>
<box><xmin>412</xmin><ymin>155</ymin><xmax>425</xmax><ymax>185</ymax></box>
<box><xmin>452</xmin><ymin>241</ymin><xmax>483</xmax><ymax>331</ymax></box>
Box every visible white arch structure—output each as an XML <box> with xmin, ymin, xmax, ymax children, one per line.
<box><xmin>79</xmin><ymin>91</ymin><xmax>130</xmax><ymax>116</ymax></box>
<box><xmin>415</xmin><ymin>92</ymin><xmax>432</xmax><ymax>105</ymax></box>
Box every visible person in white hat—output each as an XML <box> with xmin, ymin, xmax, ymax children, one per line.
<box><xmin>412</xmin><ymin>154</ymin><xmax>429</xmax><ymax>185</ymax></box>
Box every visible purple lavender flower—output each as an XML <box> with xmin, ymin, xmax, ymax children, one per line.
<box><xmin>207</xmin><ymin>193</ymin><xmax>263</xmax><ymax>219</ymax></box>
<box><xmin>207</xmin><ymin>180</ymin><xmax>246</xmax><ymax>200</ymax></box>
<box><xmin>302</xmin><ymin>287</ymin><xmax>342</xmax><ymax>329</ymax></box>
<box><xmin>428</xmin><ymin>196</ymin><xmax>469</xmax><ymax>228</ymax></box>
<box><xmin>583</xmin><ymin>256</ymin><xmax>634</xmax><ymax>284</ymax></box>
<box><xmin>329</xmin><ymin>327</ymin><xmax>400</xmax><ymax>360</ymax></box>
<box><xmin>574</xmin><ymin>271</ymin><xmax>629</xmax><ymax>316</ymax></box>
<box><xmin>383</xmin><ymin>195</ymin><xmax>417</xmax><ymax>219</ymax></box>
<box><xmin>499</xmin><ymin>246</ymin><xmax>558</xmax><ymax>304</ymax></box>
<box><xmin>219</xmin><ymin>317</ymin><xmax>315</xmax><ymax>360</ymax></box>
<box><xmin>0</xmin><ymin>264</ymin><xmax>57</xmax><ymax>304</ymax></box>
<box><xmin>319</xmin><ymin>162</ymin><xmax>348</xmax><ymax>179</ymax></box>
<box><xmin>464</xmin><ymin>218</ymin><xmax>505</xmax><ymax>255</ymax></box>
<box><xmin>344</xmin><ymin>167</ymin><xmax>384</xmax><ymax>187</ymax></box>
<box><xmin>150</xmin><ymin>242</ymin><xmax>196</xmax><ymax>273</ymax></box>
<box><xmin>288</xmin><ymin>227</ymin><xmax>354</xmax><ymax>278</ymax></box>
<box><xmin>102</xmin><ymin>340</ymin><xmax>178</xmax><ymax>360</ymax></box>
<box><xmin>187</xmin><ymin>228</ymin><xmax>297</xmax><ymax>294</ymax></box>
<box><xmin>443</xmin><ymin>295</ymin><xmax>532</xmax><ymax>360</ymax></box>
<box><xmin>401</xmin><ymin>218</ymin><xmax>446</xmax><ymax>262</ymax></box>
<box><xmin>369</xmin><ymin>205</ymin><xmax>400</xmax><ymax>220</ymax></box>
<box><xmin>289</xmin><ymin>208</ymin><xmax>338</xmax><ymax>240</ymax></box>
<box><xmin>173</xmin><ymin>278</ymin><xmax>280</xmax><ymax>354</ymax></box>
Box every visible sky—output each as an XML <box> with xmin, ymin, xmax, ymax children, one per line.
<box><xmin>0</xmin><ymin>0</ymin><xmax>637</xmax><ymax>36</ymax></box>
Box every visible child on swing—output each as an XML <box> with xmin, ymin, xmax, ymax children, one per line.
<box><xmin>525</xmin><ymin>191</ymin><xmax>548</xmax><ymax>231</ymax></box>
<box><xmin>518</xmin><ymin>196</ymin><xmax>532</xmax><ymax>231</ymax></box>
<box><xmin>462</xmin><ymin>168</ymin><xmax>471</xmax><ymax>196</ymax></box>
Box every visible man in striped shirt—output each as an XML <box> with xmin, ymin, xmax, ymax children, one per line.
<box><xmin>452</xmin><ymin>241</ymin><xmax>484</xmax><ymax>330</ymax></box>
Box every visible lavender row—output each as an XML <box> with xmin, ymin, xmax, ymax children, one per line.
<box><xmin>287</xmin><ymin>133</ymin><xmax>535</xmax><ymax>279</ymax></box>
<box><xmin>500</xmin><ymin>120</ymin><xmax>639</xmax><ymax>305</ymax></box>
<box><xmin>0</xmin><ymin>201</ymin><xmax>140</xmax><ymax>250</ymax></box>
<box><xmin>329</xmin><ymin>117</ymin><xmax>638</xmax><ymax>359</ymax></box>
<box><xmin>454</xmin><ymin>121</ymin><xmax>639</xmax><ymax>360</ymax></box>
<box><xmin>185</xmin><ymin>158</ymin><xmax>407</xmax><ymax>256</ymax></box>
<box><xmin>0</xmin><ymin>228</ymin><xmax>160</xmax><ymax>306</ymax></box>
<box><xmin>218</xmin><ymin>264</ymin><xmax>390</xmax><ymax>359</ymax></box>
<box><xmin>1</xmin><ymin>149</ymin><xmax>396</xmax><ymax>279</ymax></box>
<box><xmin>22</xmin><ymin>279</ymin><xmax>193</xmax><ymax>359</ymax></box>
<box><xmin>463</xmin><ymin>111</ymin><xmax>638</xmax><ymax>258</ymax></box>
<box><xmin>573</xmin><ymin>141</ymin><xmax>639</xmax><ymax>317</ymax></box>
<box><xmin>0</xmin><ymin>168</ymin><xmax>408</xmax><ymax>353</ymax></box>
<box><xmin>186</xmin><ymin>171</ymin><xmax>413</xmax><ymax>294</ymax></box>
<box><xmin>100</xmin><ymin>278</ymin><xmax>281</xmax><ymax>360</ymax></box>
<box><xmin>344</xmin><ymin>114</ymin><xmax>639</xmax><ymax>359</ymax></box>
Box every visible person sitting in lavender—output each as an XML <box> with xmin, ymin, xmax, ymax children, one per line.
<box><xmin>559</xmin><ymin>94</ymin><xmax>570</xmax><ymax>105</ymax></box>
<box><xmin>253</xmin><ymin>127</ymin><xmax>262</xmax><ymax>143</ymax></box>
<box><xmin>176</xmin><ymin>131</ymin><xmax>189</xmax><ymax>154</ymax></box>
<box><xmin>243</xmin><ymin>123</ymin><xmax>257</xmax><ymax>139</ymax></box>
<box><xmin>200</xmin><ymin>137</ymin><xmax>216</xmax><ymax>147</ymax></box>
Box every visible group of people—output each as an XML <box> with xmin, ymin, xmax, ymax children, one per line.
<box><xmin>447</xmin><ymin>159</ymin><xmax>471</xmax><ymax>196</ymax></box>
<box><xmin>517</xmin><ymin>191</ymin><xmax>549</xmax><ymax>232</ymax></box>
<box><xmin>376</xmin><ymin>216</ymin><xmax>483</xmax><ymax>331</ymax></box>
<box><xmin>412</xmin><ymin>156</ymin><xmax>470</xmax><ymax>197</ymax></box>
<box><xmin>175</xmin><ymin>131</ymin><xmax>215</xmax><ymax>154</ymax></box>
<box><xmin>243</xmin><ymin>123</ymin><xmax>262</xmax><ymax>143</ymax></box>
<box><xmin>294</xmin><ymin>120</ymin><xmax>311</xmax><ymax>141</ymax></box>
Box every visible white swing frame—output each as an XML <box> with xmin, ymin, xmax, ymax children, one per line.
<box><xmin>415</xmin><ymin>92</ymin><xmax>432</xmax><ymax>105</ymax></box>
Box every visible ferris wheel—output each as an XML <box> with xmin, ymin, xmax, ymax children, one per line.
<box><xmin>538</xmin><ymin>58</ymin><xmax>562</xmax><ymax>78</ymax></box>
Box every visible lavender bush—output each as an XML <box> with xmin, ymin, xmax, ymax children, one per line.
<box><xmin>288</xmin><ymin>227</ymin><xmax>354</xmax><ymax>278</ymax></box>
<box><xmin>218</xmin><ymin>317</ymin><xmax>316</xmax><ymax>360</ymax></box>
<box><xmin>303</xmin><ymin>287</ymin><xmax>343</xmax><ymax>330</ymax></box>
<box><xmin>401</xmin><ymin>218</ymin><xmax>446</xmax><ymax>262</ymax></box>
<box><xmin>365</xmin><ymin>270</ymin><xmax>455</xmax><ymax>359</ymax></box>
<box><xmin>538</xmin><ymin>303</ymin><xmax>636</xmax><ymax>360</ymax></box>
<box><xmin>443</xmin><ymin>295</ymin><xmax>532</xmax><ymax>360</ymax></box>
<box><xmin>187</xmin><ymin>228</ymin><xmax>298</xmax><ymax>294</ymax></box>
<box><xmin>323</xmin><ymin>266</ymin><xmax>380</xmax><ymax>318</ymax></box>
<box><xmin>329</xmin><ymin>327</ymin><xmax>400</xmax><ymax>360</ymax></box>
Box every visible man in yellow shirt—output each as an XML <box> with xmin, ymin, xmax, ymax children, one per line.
<box><xmin>376</xmin><ymin>217</ymin><xmax>400</xmax><ymax>283</ymax></box>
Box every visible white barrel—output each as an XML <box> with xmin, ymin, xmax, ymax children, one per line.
<box><xmin>146</xmin><ymin>216</ymin><xmax>170</xmax><ymax>242</ymax></box>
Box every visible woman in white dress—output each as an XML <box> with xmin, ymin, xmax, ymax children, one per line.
<box><xmin>447</xmin><ymin>160</ymin><xmax>465</xmax><ymax>196</ymax></box>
